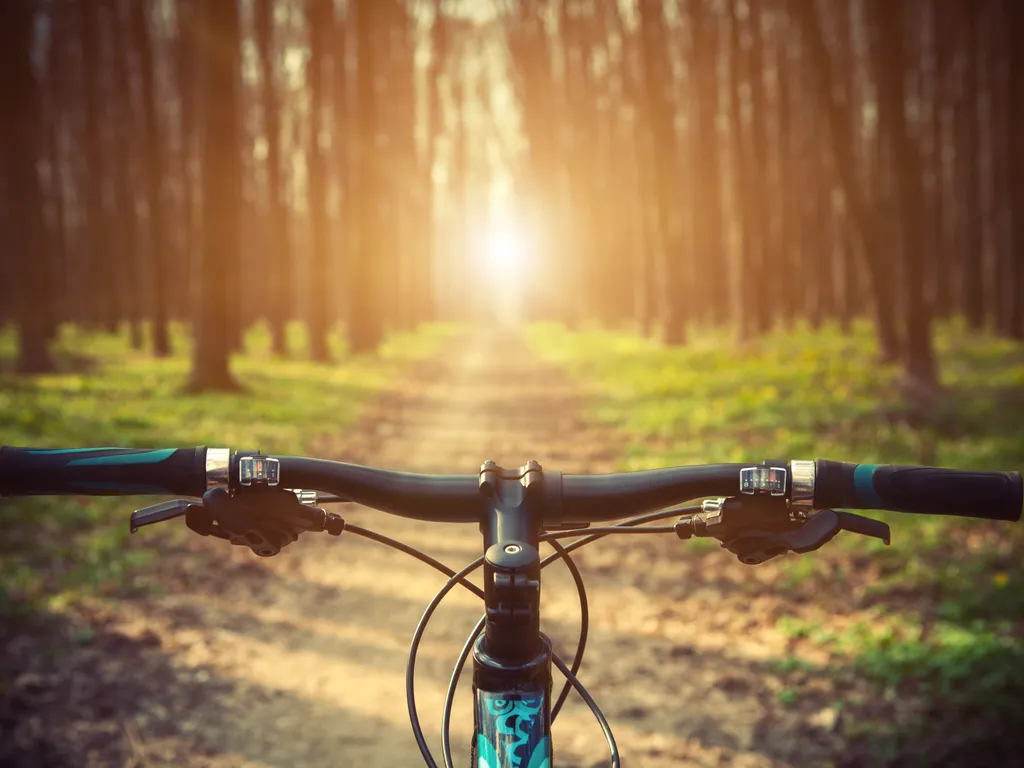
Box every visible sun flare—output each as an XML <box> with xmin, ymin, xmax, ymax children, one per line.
<box><xmin>483</xmin><ymin>223</ymin><xmax>528</xmax><ymax>272</ymax></box>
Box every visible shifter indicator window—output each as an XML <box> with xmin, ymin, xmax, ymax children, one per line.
<box><xmin>740</xmin><ymin>466</ymin><xmax>787</xmax><ymax>496</ymax></box>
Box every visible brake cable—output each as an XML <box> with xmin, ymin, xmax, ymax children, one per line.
<box><xmin>412</xmin><ymin>505</ymin><xmax>700</xmax><ymax>767</ymax></box>
<box><xmin>408</xmin><ymin>557</ymin><xmax>484</xmax><ymax>768</ymax></box>
<box><xmin>312</xmin><ymin>503</ymin><xmax>701</xmax><ymax>767</ymax></box>
<box><xmin>345</xmin><ymin>523</ymin><xmax>485</xmax><ymax>600</ymax></box>
<box><xmin>539</xmin><ymin>504</ymin><xmax>702</xmax><ymax>563</ymax></box>
<box><xmin>440</xmin><ymin>539</ymin><xmax>590</xmax><ymax>768</ymax></box>
<box><xmin>547</xmin><ymin>539</ymin><xmax>590</xmax><ymax>722</ymax></box>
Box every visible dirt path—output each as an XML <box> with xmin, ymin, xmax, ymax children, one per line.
<box><xmin>3</xmin><ymin>331</ymin><xmax>839</xmax><ymax>767</ymax></box>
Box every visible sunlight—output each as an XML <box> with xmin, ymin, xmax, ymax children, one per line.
<box><xmin>484</xmin><ymin>222</ymin><xmax>527</xmax><ymax>271</ymax></box>
<box><xmin>470</xmin><ymin>210</ymin><xmax>535</xmax><ymax>324</ymax></box>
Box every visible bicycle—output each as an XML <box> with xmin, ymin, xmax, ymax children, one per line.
<box><xmin>1</xmin><ymin>446</ymin><xmax>1020</xmax><ymax>767</ymax></box>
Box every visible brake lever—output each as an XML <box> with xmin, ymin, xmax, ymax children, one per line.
<box><xmin>130</xmin><ymin>499</ymin><xmax>196</xmax><ymax>533</ymax></box>
<box><xmin>131</xmin><ymin>488</ymin><xmax>345</xmax><ymax>557</ymax></box>
<box><xmin>721</xmin><ymin>509</ymin><xmax>890</xmax><ymax>565</ymax></box>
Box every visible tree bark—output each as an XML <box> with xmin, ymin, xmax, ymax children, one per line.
<box><xmin>873</xmin><ymin>0</ymin><xmax>938</xmax><ymax>389</ymax></box>
<box><xmin>176</xmin><ymin>0</ymin><xmax>200</xmax><ymax>333</ymax></box>
<box><xmin>187</xmin><ymin>0</ymin><xmax>242</xmax><ymax>391</ymax></box>
<box><xmin>79</xmin><ymin>0</ymin><xmax>119</xmax><ymax>332</ymax></box>
<box><xmin>348</xmin><ymin>0</ymin><xmax>385</xmax><ymax>352</ymax></box>
<box><xmin>690</xmin><ymin>0</ymin><xmax>727</xmax><ymax>328</ymax></box>
<box><xmin>1006</xmin><ymin>0</ymin><xmax>1024</xmax><ymax>339</ymax></box>
<box><xmin>637</xmin><ymin>0</ymin><xmax>685</xmax><ymax>344</ymax></box>
<box><xmin>956</xmin><ymin>0</ymin><xmax>985</xmax><ymax>330</ymax></box>
<box><xmin>108</xmin><ymin>0</ymin><xmax>143</xmax><ymax>349</ymax></box>
<box><xmin>0</xmin><ymin>0</ymin><xmax>55</xmax><ymax>373</ymax></box>
<box><xmin>307</xmin><ymin>0</ymin><xmax>332</xmax><ymax>361</ymax></box>
<box><xmin>792</xmin><ymin>0</ymin><xmax>902</xmax><ymax>362</ymax></box>
<box><xmin>132</xmin><ymin>0</ymin><xmax>171</xmax><ymax>356</ymax></box>
<box><xmin>255</xmin><ymin>0</ymin><xmax>291</xmax><ymax>356</ymax></box>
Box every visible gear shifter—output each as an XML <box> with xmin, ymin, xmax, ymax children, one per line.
<box><xmin>675</xmin><ymin>496</ymin><xmax>891</xmax><ymax>565</ymax></box>
<box><xmin>719</xmin><ymin>509</ymin><xmax>890</xmax><ymax>565</ymax></box>
<box><xmin>130</xmin><ymin>487</ymin><xmax>344</xmax><ymax>556</ymax></box>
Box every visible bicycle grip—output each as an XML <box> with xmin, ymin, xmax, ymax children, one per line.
<box><xmin>814</xmin><ymin>459</ymin><xmax>1022</xmax><ymax>521</ymax></box>
<box><xmin>0</xmin><ymin>446</ymin><xmax>209</xmax><ymax>498</ymax></box>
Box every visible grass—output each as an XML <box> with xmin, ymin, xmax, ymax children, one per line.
<box><xmin>525</xmin><ymin>318</ymin><xmax>1024</xmax><ymax>763</ymax></box>
<box><xmin>0</xmin><ymin>320</ymin><xmax>456</xmax><ymax>620</ymax></box>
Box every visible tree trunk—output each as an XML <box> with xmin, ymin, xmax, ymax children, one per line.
<box><xmin>187</xmin><ymin>0</ymin><xmax>242</xmax><ymax>392</ymax></box>
<box><xmin>613</xmin><ymin>1</ymin><xmax>659</xmax><ymax>336</ymax></box>
<box><xmin>307</xmin><ymin>0</ymin><xmax>332</xmax><ymax>362</ymax></box>
<box><xmin>955</xmin><ymin>0</ymin><xmax>985</xmax><ymax>330</ymax></box>
<box><xmin>132</xmin><ymin>0</ymin><xmax>171</xmax><ymax>356</ymax></box>
<box><xmin>176</xmin><ymin>0</ymin><xmax>200</xmax><ymax>333</ymax></box>
<box><xmin>348</xmin><ymin>0</ymin><xmax>385</xmax><ymax>352</ymax></box>
<box><xmin>1006</xmin><ymin>0</ymin><xmax>1024</xmax><ymax>339</ymax></box>
<box><xmin>792</xmin><ymin>0</ymin><xmax>902</xmax><ymax>362</ymax></box>
<box><xmin>422</xmin><ymin>0</ymin><xmax>447</xmax><ymax>325</ymax></box>
<box><xmin>108</xmin><ymin>0</ymin><xmax>143</xmax><ymax>349</ymax></box>
<box><xmin>1</xmin><ymin>0</ymin><xmax>55</xmax><ymax>373</ymax></box>
<box><xmin>690</xmin><ymin>0</ymin><xmax>727</xmax><ymax>328</ymax></box>
<box><xmin>255</xmin><ymin>0</ymin><xmax>291</xmax><ymax>356</ymax></box>
<box><xmin>873</xmin><ymin>0</ymin><xmax>938</xmax><ymax>389</ymax></box>
<box><xmin>745</xmin><ymin>0</ymin><xmax>774</xmax><ymax>335</ymax></box>
<box><xmin>79</xmin><ymin>0</ymin><xmax>119</xmax><ymax>332</ymax></box>
<box><xmin>637</xmin><ymin>0</ymin><xmax>685</xmax><ymax>344</ymax></box>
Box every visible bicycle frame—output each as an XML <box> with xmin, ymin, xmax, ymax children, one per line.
<box><xmin>473</xmin><ymin>675</ymin><xmax>552</xmax><ymax>768</ymax></box>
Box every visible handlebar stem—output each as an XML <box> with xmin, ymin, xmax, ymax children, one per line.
<box><xmin>477</xmin><ymin>460</ymin><xmax>546</xmax><ymax>667</ymax></box>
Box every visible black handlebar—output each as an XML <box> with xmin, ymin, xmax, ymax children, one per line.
<box><xmin>0</xmin><ymin>446</ymin><xmax>208</xmax><ymax>498</ymax></box>
<box><xmin>279</xmin><ymin>457</ymin><xmax>748</xmax><ymax>523</ymax></box>
<box><xmin>279</xmin><ymin>457</ymin><xmax>481</xmax><ymax>521</ymax></box>
<box><xmin>814</xmin><ymin>460</ymin><xmax>1022</xmax><ymax>522</ymax></box>
<box><xmin>1</xmin><ymin>446</ymin><xmax>1020</xmax><ymax>525</ymax></box>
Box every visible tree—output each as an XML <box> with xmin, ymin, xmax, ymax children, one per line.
<box><xmin>873</xmin><ymin>0</ymin><xmax>937</xmax><ymax>389</ymax></box>
<box><xmin>79</xmin><ymin>0</ymin><xmax>119</xmax><ymax>332</ymax></box>
<box><xmin>133</xmin><ymin>0</ymin><xmax>173</xmax><ymax>356</ymax></box>
<box><xmin>255</xmin><ymin>0</ymin><xmax>291</xmax><ymax>356</ymax></box>
<box><xmin>307</xmin><ymin>0</ymin><xmax>333</xmax><ymax>361</ymax></box>
<box><xmin>109</xmin><ymin>0</ymin><xmax>144</xmax><ymax>349</ymax></box>
<box><xmin>791</xmin><ymin>0</ymin><xmax>902</xmax><ymax>362</ymax></box>
<box><xmin>1007</xmin><ymin>0</ymin><xmax>1024</xmax><ymax>339</ymax></box>
<box><xmin>187</xmin><ymin>0</ymin><xmax>243</xmax><ymax>391</ymax></box>
<box><xmin>0</xmin><ymin>0</ymin><xmax>55</xmax><ymax>373</ymax></box>
<box><xmin>348</xmin><ymin>0</ymin><xmax>386</xmax><ymax>352</ymax></box>
<box><xmin>176</xmin><ymin>0</ymin><xmax>200</xmax><ymax>330</ymax></box>
<box><xmin>689</xmin><ymin>0</ymin><xmax>727</xmax><ymax>328</ymax></box>
<box><xmin>637</xmin><ymin>0</ymin><xmax>685</xmax><ymax>344</ymax></box>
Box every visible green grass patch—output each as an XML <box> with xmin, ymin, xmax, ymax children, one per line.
<box><xmin>0</xmin><ymin>321</ymin><xmax>455</xmax><ymax>620</ymax></box>
<box><xmin>525</xmin><ymin>319</ymin><xmax>1024</xmax><ymax>573</ymax></box>
<box><xmin>527</xmin><ymin>319</ymin><xmax>1024</xmax><ymax>756</ymax></box>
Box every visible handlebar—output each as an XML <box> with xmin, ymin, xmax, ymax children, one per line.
<box><xmin>814</xmin><ymin>459</ymin><xmax>1022</xmax><ymax>522</ymax></box>
<box><xmin>1</xmin><ymin>446</ymin><xmax>1020</xmax><ymax>524</ymax></box>
<box><xmin>0</xmin><ymin>446</ymin><xmax>209</xmax><ymax>498</ymax></box>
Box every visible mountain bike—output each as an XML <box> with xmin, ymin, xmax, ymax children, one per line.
<box><xmin>1</xmin><ymin>446</ymin><xmax>1020</xmax><ymax>767</ymax></box>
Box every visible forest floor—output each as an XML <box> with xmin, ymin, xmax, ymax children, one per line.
<box><xmin>2</xmin><ymin>324</ymin><xmax>1023</xmax><ymax>767</ymax></box>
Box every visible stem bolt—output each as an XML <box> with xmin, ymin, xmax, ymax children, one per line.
<box><xmin>504</xmin><ymin>544</ymin><xmax>522</xmax><ymax>555</ymax></box>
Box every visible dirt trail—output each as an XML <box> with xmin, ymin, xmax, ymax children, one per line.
<box><xmin>4</xmin><ymin>331</ymin><xmax>837</xmax><ymax>767</ymax></box>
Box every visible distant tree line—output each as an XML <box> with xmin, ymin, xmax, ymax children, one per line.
<box><xmin>511</xmin><ymin>0</ymin><xmax>1023</xmax><ymax>391</ymax></box>
<box><xmin>0</xmin><ymin>0</ymin><xmax>1021</xmax><ymax>392</ymax></box>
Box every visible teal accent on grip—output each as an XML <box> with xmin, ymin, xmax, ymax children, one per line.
<box><xmin>71</xmin><ymin>482</ymin><xmax>172</xmax><ymax>494</ymax></box>
<box><xmin>854</xmin><ymin>463</ymin><xmax>884</xmax><ymax>508</ymax></box>
<box><xmin>66</xmin><ymin>449</ymin><xmax>176</xmax><ymax>467</ymax></box>
<box><xmin>25</xmin><ymin>448</ymin><xmax>125</xmax><ymax>455</ymax></box>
